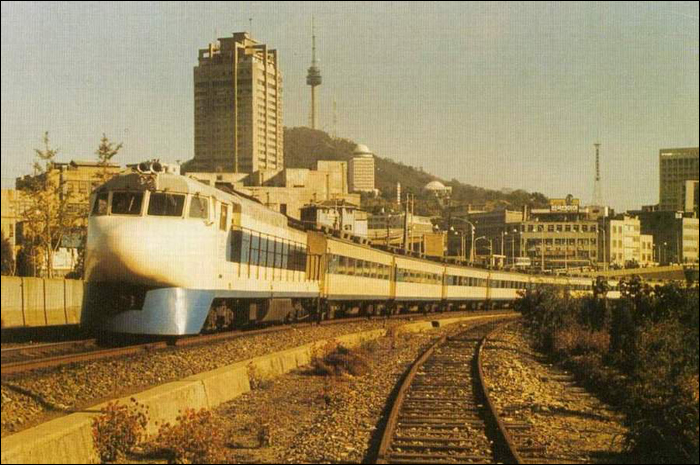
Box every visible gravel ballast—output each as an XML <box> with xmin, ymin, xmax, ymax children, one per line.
<box><xmin>481</xmin><ymin>321</ymin><xmax>630</xmax><ymax>463</ymax></box>
<box><xmin>1</xmin><ymin>313</ymin><xmax>496</xmax><ymax>437</ymax></box>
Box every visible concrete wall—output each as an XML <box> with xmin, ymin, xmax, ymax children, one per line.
<box><xmin>0</xmin><ymin>276</ymin><xmax>83</xmax><ymax>329</ymax></box>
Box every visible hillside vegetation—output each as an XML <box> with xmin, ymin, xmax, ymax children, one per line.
<box><xmin>284</xmin><ymin>127</ymin><xmax>549</xmax><ymax>214</ymax></box>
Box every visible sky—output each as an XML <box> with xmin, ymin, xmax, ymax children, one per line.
<box><xmin>1</xmin><ymin>1</ymin><xmax>698</xmax><ymax>211</ymax></box>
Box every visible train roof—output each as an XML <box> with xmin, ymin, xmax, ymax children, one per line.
<box><xmin>98</xmin><ymin>171</ymin><xmax>289</xmax><ymax>229</ymax></box>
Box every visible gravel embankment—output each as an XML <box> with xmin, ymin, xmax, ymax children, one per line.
<box><xmin>137</xmin><ymin>319</ymin><xmax>491</xmax><ymax>463</ymax></box>
<box><xmin>481</xmin><ymin>321</ymin><xmax>629</xmax><ymax>463</ymax></box>
<box><xmin>1</xmin><ymin>313</ymin><xmax>493</xmax><ymax>437</ymax></box>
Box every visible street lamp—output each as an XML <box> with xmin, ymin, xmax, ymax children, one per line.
<box><xmin>503</xmin><ymin>228</ymin><xmax>518</xmax><ymax>267</ymax></box>
<box><xmin>450</xmin><ymin>218</ymin><xmax>476</xmax><ymax>264</ymax></box>
<box><xmin>662</xmin><ymin>241</ymin><xmax>668</xmax><ymax>265</ymax></box>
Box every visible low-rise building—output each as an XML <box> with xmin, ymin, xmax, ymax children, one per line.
<box><xmin>188</xmin><ymin>160</ymin><xmax>359</xmax><ymax>219</ymax></box>
<box><xmin>634</xmin><ymin>210</ymin><xmax>699</xmax><ymax>265</ymax></box>
<box><xmin>601</xmin><ymin>215</ymin><xmax>655</xmax><ymax>268</ymax></box>
<box><xmin>300</xmin><ymin>200</ymin><xmax>368</xmax><ymax>238</ymax></box>
<box><xmin>16</xmin><ymin>160</ymin><xmax>121</xmax><ymax>220</ymax></box>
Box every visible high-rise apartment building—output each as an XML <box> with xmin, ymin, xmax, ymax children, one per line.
<box><xmin>349</xmin><ymin>144</ymin><xmax>375</xmax><ymax>193</ymax></box>
<box><xmin>659</xmin><ymin>147</ymin><xmax>699</xmax><ymax>211</ymax></box>
<box><xmin>187</xmin><ymin>32</ymin><xmax>283</xmax><ymax>174</ymax></box>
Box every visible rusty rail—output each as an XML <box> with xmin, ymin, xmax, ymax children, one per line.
<box><xmin>1</xmin><ymin>310</ymin><xmax>492</xmax><ymax>378</ymax></box>
<box><xmin>376</xmin><ymin>317</ymin><xmax>519</xmax><ymax>464</ymax></box>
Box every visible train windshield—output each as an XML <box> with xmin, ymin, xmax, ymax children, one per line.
<box><xmin>92</xmin><ymin>192</ymin><xmax>109</xmax><ymax>216</ymax></box>
<box><xmin>147</xmin><ymin>193</ymin><xmax>185</xmax><ymax>217</ymax></box>
<box><xmin>111</xmin><ymin>192</ymin><xmax>143</xmax><ymax>215</ymax></box>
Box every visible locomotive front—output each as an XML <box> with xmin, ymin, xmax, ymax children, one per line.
<box><xmin>81</xmin><ymin>162</ymin><xmax>220</xmax><ymax>335</ymax></box>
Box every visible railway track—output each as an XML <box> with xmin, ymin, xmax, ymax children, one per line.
<box><xmin>0</xmin><ymin>310</ymin><xmax>497</xmax><ymax>378</ymax></box>
<box><xmin>376</xmin><ymin>318</ymin><xmax>521</xmax><ymax>464</ymax></box>
<box><xmin>479</xmin><ymin>322</ymin><xmax>594</xmax><ymax>464</ymax></box>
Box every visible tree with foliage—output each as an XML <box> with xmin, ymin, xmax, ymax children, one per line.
<box><xmin>18</xmin><ymin>132</ymin><xmax>80</xmax><ymax>278</ymax></box>
<box><xmin>95</xmin><ymin>133</ymin><xmax>123</xmax><ymax>183</ymax></box>
<box><xmin>1</xmin><ymin>231</ymin><xmax>14</xmax><ymax>275</ymax></box>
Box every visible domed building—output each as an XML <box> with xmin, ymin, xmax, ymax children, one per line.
<box><xmin>349</xmin><ymin>144</ymin><xmax>376</xmax><ymax>193</ymax></box>
<box><xmin>424</xmin><ymin>180</ymin><xmax>452</xmax><ymax>198</ymax></box>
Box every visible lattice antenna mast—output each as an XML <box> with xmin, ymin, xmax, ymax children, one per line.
<box><xmin>332</xmin><ymin>98</ymin><xmax>337</xmax><ymax>138</ymax></box>
<box><xmin>593</xmin><ymin>142</ymin><xmax>603</xmax><ymax>206</ymax></box>
<box><xmin>306</xmin><ymin>16</ymin><xmax>322</xmax><ymax>129</ymax></box>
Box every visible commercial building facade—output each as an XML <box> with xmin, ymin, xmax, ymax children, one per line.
<box><xmin>636</xmin><ymin>211</ymin><xmax>699</xmax><ymax>265</ymax></box>
<box><xmin>188</xmin><ymin>32</ymin><xmax>283</xmax><ymax>174</ymax></box>
<box><xmin>602</xmin><ymin>215</ymin><xmax>654</xmax><ymax>268</ymax></box>
<box><xmin>659</xmin><ymin>147</ymin><xmax>699</xmax><ymax>212</ymax></box>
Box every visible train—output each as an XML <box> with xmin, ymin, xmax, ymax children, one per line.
<box><xmin>80</xmin><ymin>161</ymin><xmax>619</xmax><ymax>336</ymax></box>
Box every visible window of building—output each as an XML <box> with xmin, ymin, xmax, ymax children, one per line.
<box><xmin>148</xmin><ymin>193</ymin><xmax>185</xmax><ymax>217</ymax></box>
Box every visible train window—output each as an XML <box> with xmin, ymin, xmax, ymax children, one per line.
<box><xmin>327</xmin><ymin>254</ymin><xmax>338</xmax><ymax>273</ymax></box>
<box><xmin>274</xmin><ymin>241</ymin><xmax>283</xmax><ymax>269</ymax></box>
<box><xmin>299</xmin><ymin>247</ymin><xmax>308</xmax><ymax>272</ymax></box>
<box><xmin>288</xmin><ymin>245</ymin><xmax>297</xmax><ymax>271</ymax></box>
<box><xmin>241</xmin><ymin>231</ymin><xmax>251</xmax><ymax>264</ymax></box>
<box><xmin>148</xmin><ymin>193</ymin><xmax>185</xmax><ymax>217</ymax></box>
<box><xmin>250</xmin><ymin>233</ymin><xmax>260</xmax><ymax>266</ymax></box>
<box><xmin>230</xmin><ymin>230</ymin><xmax>242</xmax><ymax>262</ymax></box>
<box><xmin>92</xmin><ymin>192</ymin><xmax>108</xmax><ymax>216</ymax></box>
<box><xmin>281</xmin><ymin>241</ymin><xmax>289</xmax><ymax>270</ymax></box>
<box><xmin>189</xmin><ymin>196</ymin><xmax>209</xmax><ymax>219</ymax></box>
<box><xmin>259</xmin><ymin>237</ymin><xmax>269</xmax><ymax>267</ymax></box>
<box><xmin>219</xmin><ymin>204</ymin><xmax>229</xmax><ymax>230</ymax></box>
<box><xmin>267</xmin><ymin>239</ymin><xmax>277</xmax><ymax>268</ymax></box>
<box><xmin>111</xmin><ymin>192</ymin><xmax>143</xmax><ymax>215</ymax></box>
<box><xmin>348</xmin><ymin>258</ymin><xmax>356</xmax><ymax>276</ymax></box>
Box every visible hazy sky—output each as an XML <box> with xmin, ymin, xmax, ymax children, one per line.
<box><xmin>2</xmin><ymin>2</ymin><xmax>698</xmax><ymax>211</ymax></box>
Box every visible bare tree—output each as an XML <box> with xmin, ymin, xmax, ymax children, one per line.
<box><xmin>18</xmin><ymin>132</ymin><xmax>80</xmax><ymax>278</ymax></box>
<box><xmin>95</xmin><ymin>133</ymin><xmax>123</xmax><ymax>182</ymax></box>
<box><xmin>0</xmin><ymin>231</ymin><xmax>14</xmax><ymax>276</ymax></box>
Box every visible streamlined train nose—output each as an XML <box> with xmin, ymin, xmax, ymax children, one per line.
<box><xmin>85</xmin><ymin>217</ymin><xmax>202</xmax><ymax>287</ymax></box>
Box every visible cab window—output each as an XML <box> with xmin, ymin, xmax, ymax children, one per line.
<box><xmin>111</xmin><ymin>192</ymin><xmax>143</xmax><ymax>215</ymax></box>
<box><xmin>92</xmin><ymin>192</ymin><xmax>109</xmax><ymax>216</ymax></box>
<box><xmin>189</xmin><ymin>196</ymin><xmax>209</xmax><ymax>219</ymax></box>
<box><xmin>148</xmin><ymin>193</ymin><xmax>185</xmax><ymax>216</ymax></box>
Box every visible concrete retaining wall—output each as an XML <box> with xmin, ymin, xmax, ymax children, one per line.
<box><xmin>0</xmin><ymin>277</ymin><xmax>83</xmax><ymax>329</ymax></box>
<box><xmin>0</xmin><ymin>313</ymin><xmax>512</xmax><ymax>464</ymax></box>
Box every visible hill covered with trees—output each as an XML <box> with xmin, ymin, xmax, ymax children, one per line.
<box><xmin>284</xmin><ymin>127</ymin><xmax>549</xmax><ymax>215</ymax></box>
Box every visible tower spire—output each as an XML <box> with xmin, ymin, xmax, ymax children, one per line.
<box><xmin>306</xmin><ymin>16</ymin><xmax>322</xmax><ymax>129</ymax></box>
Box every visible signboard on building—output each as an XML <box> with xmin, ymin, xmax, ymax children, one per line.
<box><xmin>549</xmin><ymin>195</ymin><xmax>580</xmax><ymax>212</ymax></box>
